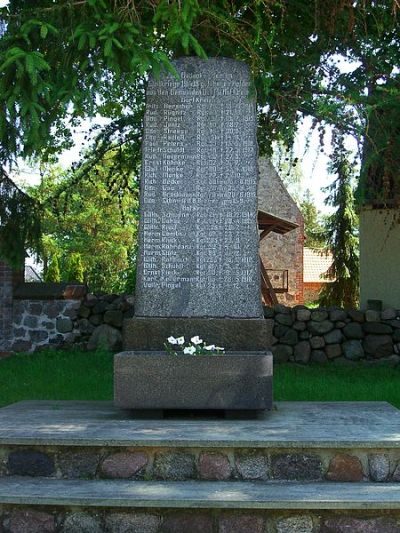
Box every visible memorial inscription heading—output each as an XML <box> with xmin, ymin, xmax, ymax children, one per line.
<box><xmin>135</xmin><ymin>57</ymin><xmax>262</xmax><ymax>318</ymax></box>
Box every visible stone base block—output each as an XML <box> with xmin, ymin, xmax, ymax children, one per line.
<box><xmin>114</xmin><ymin>351</ymin><xmax>273</xmax><ymax>411</ymax></box>
<box><xmin>123</xmin><ymin>317</ymin><xmax>272</xmax><ymax>351</ymax></box>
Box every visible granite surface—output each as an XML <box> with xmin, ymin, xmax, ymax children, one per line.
<box><xmin>114</xmin><ymin>352</ymin><xmax>273</xmax><ymax>410</ymax></box>
<box><xmin>122</xmin><ymin>317</ymin><xmax>272</xmax><ymax>351</ymax></box>
<box><xmin>0</xmin><ymin>478</ymin><xmax>400</xmax><ymax>509</ymax></box>
<box><xmin>0</xmin><ymin>401</ymin><xmax>399</xmax><ymax>448</ymax></box>
<box><xmin>135</xmin><ymin>57</ymin><xmax>262</xmax><ymax>318</ymax></box>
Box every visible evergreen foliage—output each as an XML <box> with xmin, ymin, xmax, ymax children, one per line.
<box><xmin>65</xmin><ymin>253</ymin><xmax>84</xmax><ymax>283</ymax></box>
<box><xmin>319</xmin><ymin>134</ymin><xmax>359</xmax><ymax>308</ymax></box>
<box><xmin>29</xmin><ymin>151</ymin><xmax>138</xmax><ymax>293</ymax></box>
<box><xmin>0</xmin><ymin>0</ymin><xmax>398</xmax><ymax>278</ymax></box>
<box><xmin>0</xmin><ymin>169</ymin><xmax>41</xmax><ymax>267</ymax></box>
<box><xmin>0</xmin><ymin>1</ymin><xmax>397</xmax><ymax>162</ymax></box>
<box><xmin>300</xmin><ymin>189</ymin><xmax>328</xmax><ymax>249</ymax></box>
<box><xmin>44</xmin><ymin>253</ymin><xmax>60</xmax><ymax>282</ymax></box>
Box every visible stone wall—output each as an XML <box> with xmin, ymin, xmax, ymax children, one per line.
<box><xmin>258</xmin><ymin>159</ymin><xmax>304</xmax><ymax>305</ymax></box>
<box><xmin>70</xmin><ymin>293</ymin><xmax>134</xmax><ymax>351</ymax></box>
<box><xmin>1</xmin><ymin>507</ymin><xmax>399</xmax><ymax>533</ymax></box>
<box><xmin>2</xmin><ymin>444</ymin><xmax>398</xmax><ymax>483</ymax></box>
<box><xmin>9</xmin><ymin>293</ymin><xmax>134</xmax><ymax>353</ymax></box>
<box><xmin>266</xmin><ymin>304</ymin><xmax>400</xmax><ymax>365</ymax></box>
<box><xmin>11</xmin><ymin>300</ymin><xmax>82</xmax><ymax>353</ymax></box>
<box><xmin>5</xmin><ymin>290</ymin><xmax>400</xmax><ymax>366</ymax></box>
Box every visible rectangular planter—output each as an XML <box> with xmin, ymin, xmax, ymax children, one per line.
<box><xmin>114</xmin><ymin>351</ymin><xmax>273</xmax><ymax>411</ymax></box>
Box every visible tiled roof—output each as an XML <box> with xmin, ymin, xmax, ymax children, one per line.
<box><xmin>303</xmin><ymin>248</ymin><xmax>334</xmax><ymax>283</ymax></box>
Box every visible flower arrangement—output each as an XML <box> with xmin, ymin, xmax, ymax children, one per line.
<box><xmin>164</xmin><ymin>335</ymin><xmax>225</xmax><ymax>356</ymax></box>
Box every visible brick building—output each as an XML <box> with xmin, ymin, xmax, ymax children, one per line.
<box><xmin>303</xmin><ymin>248</ymin><xmax>333</xmax><ymax>304</ymax></box>
<box><xmin>0</xmin><ymin>258</ymin><xmax>23</xmax><ymax>351</ymax></box>
<box><xmin>257</xmin><ymin>158</ymin><xmax>305</xmax><ymax>305</ymax></box>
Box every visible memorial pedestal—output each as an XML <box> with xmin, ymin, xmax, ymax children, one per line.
<box><xmin>123</xmin><ymin>317</ymin><xmax>272</xmax><ymax>352</ymax></box>
<box><xmin>114</xmin><ymin>351</ymin><xmax>273</xmax><ymax>412</ymax></box>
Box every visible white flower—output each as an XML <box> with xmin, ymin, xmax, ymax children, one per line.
<box><xmin>177</xmin><ymin>336</ymin><xmax>185</xmax><ymax>345</ymax></box>
<box><xmin>204</xmin><ymin>344</ymin><xmax>216</xmax><ymax>351</ymax></box>
<box><xmin>215</xmin><ymin>346</ymin><xmax>225</xmax><ymax>352</ymax></box>
<box><xmin>167</xmin><ymin>336</ymin><xmax>178</xmax><ymax>345</ymax></box>
<box><xmin>183</xmin><ymin>346</ymin><xmax>196</xmax><ymax>355</ymax></box>
<box><xmin>191</xmin><ymin>335</ymin><xmax>203</xmax><ymax>345</ymax></box>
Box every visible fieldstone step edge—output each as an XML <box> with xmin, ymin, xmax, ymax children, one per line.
<box><xmin>2</xmin><ymin>445</ymin><xmax>400</xmax><ymax>483</ymax></box>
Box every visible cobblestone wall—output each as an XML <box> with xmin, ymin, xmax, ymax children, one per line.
<box><xmin>1</xmin><ymin>444</ymin><xmax>398</xmax><ymax>482</ymax></box>
<box><xmin>267</xmin><ymin>304</ymin><xmax>400</xmax><ymax>366</ymax></box>
<box><xmin>5</xmin><ymin>292</ymin><xmax>400</xmax><ymax>366</ymax></box>
<box><xmin>11</xmin><ymin>299</ymin><xmax>82</xmax><ymax>352</ymax></box>
<box><xmin>9</xmin><ymin>294</ymin><xmax>134</xmax><ymax>353</ymax></box>
<box><xmin>1</xmin><ymin>507</ymin><xmax>398</xmax><ymax>533</ymax></box>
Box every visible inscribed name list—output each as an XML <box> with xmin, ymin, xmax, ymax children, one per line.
<box><xmin>135</xmin><ymin>57</ymin><xmax>262</xmax><ymax>318</ymax></box>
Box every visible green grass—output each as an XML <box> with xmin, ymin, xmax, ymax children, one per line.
<box><xmin>274</xmin><ymin>363</ymin><xmax>400</xmax><ymax>408</ymax></box>
<box><xmin>1</xmin><ymin>349</ymin><xmax>400</xmax><ymax>408</ymax></box>
<box><xmin>0</xmin><ymin>349</ymin><xmax>113</xmax><ymax>407</ymax></box>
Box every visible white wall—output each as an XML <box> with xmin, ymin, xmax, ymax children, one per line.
<box><xmin>360</xmin><ymin>207</ymin><xmax>400</xmax><ymax>309</ymax></box>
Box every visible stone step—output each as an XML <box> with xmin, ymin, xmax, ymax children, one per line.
<box><xmin>1</xmin><ymin>477</ymin><xmax>400</xmax><ymax>510</ymax></box>
<box><xmin>2</xmin><ymin>480</ymin><xmax>400</xmax><ymax>533</ymax></box>
<box><xmin>2</xmin><ymin>401</ymin><xmax>399</xmax><ymax>449</ymax></box>
<box><xmin>1</xmin><ymin>401</ymin><xmax>400</xmax><ymax>483</ymax></box>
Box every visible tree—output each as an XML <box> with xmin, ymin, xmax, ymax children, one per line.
<box><xmin>44</xmin><ymin>253</ymin><xmax>60</xmax><ymax>282</ymax></box>
<box><xmin>300</xmin><ymin>189</ymin><xmax>328</xmax><ymax>249</ymax></box>
<box><xmin>0</xmin><ymin>169</ymin><xmax>41</xmax><ymax>266</ymax></box>
<box><xmin>65</xmin><ymin>253</ymin><xmax>84</xmax><ymax>283</ymax></box>
<box><xmin>30</xmin><ymin>151</ymin><xmax>138</xmax><ymax>293</ymax></box>
<box><xmin>319</xmin><ymin>134</ymin><xmax>359</xmax><ymax>308</ymax></box>
<box><xmin>0</xmin><ymin>1</ymin><xmax>398</xmax><ymax>264</ymax></box>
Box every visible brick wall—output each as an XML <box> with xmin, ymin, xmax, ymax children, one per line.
<box><xmin>258</xmin><ymin>159</ymin><xmax>305</xmax><ymax>305</ymax></box>
<box><xmin>0</xmin><ymin>260</ymin><xmax>23</xmax><ymax>350</ymax></box>
<box><xmin>304</xmin><ymin>282</ymin><xmax>324</xmax><ymax>304</ymax></box>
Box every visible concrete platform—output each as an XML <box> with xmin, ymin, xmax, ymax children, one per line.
<box><xmin>0</xmin><ymin>478</ymin><xmax>400</xmax><ymax>509</ymax></box>
<box><xmin>0</xmin><ymin>400</ymin><xmax>399</xmax><ymax>448</ymax></box>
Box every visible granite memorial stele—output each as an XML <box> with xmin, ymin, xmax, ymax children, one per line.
<box><xmin>114</xmin><ymin>57</ymin><xmax>273</xmax><ymax>413</ymax></box>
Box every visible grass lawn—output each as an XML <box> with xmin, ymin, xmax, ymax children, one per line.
<box><xmin>1</xmin><ymin>349</ymin><xmax>400</xmax><ymax>409</ymax></box>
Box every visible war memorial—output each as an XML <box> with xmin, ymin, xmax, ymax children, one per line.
<box><xmin>0</xmin><ymin>58</ymin><xmax>399</xmax><ymax>531</ymax></box>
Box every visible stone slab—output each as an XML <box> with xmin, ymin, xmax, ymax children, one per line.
<box><xmin>0</xmin><ymin>478</ymin><xmax>400</xmax><ymax>509</ymax></box>
<box><xmin>0</xmin><ymin>401</ymin><xmax>399</xmax><ymax>448</ymax></box>
<box><xmin>123</xmin><ymin>317</ymin><xmax>272</xmax><ymax>351</ymax></box>
<box><xmin>135</xmin><ymin>57</ymin><xmax>262</xmax><ymax>318</ymax></box>
<box><xmin>114</xmin><ymin>351</ymin><xmax>273</xmax><ymax>410</ymax></box>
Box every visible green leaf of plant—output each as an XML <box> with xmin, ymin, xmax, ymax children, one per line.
<box><xmin>181</xmin><ymin>32</ymin><xmax>189</xmax><ymax>51</ymax></box>
<box><xmin>78</xmin><ymin>33</ymin><xmax>87</xmax><ymax>50</ymax></box>
<box><xmin>104</xmin><ymin>39</ymin><xmax>113</xmax><ymax>57</ymax></box>
<box><xmin>112</xmin><ymin>37</ymin><xmax>123</xmax><ymax>49</ymax></box>
<box><xmin>189</xmin><ymin>34</ymin><xmax>207</xmax><ymax>58</ymax></box>
<box><xmin>40</xmin><ymin>25</ymin><xmax>48</xmax><ymax>39</ymax></box>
